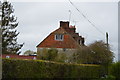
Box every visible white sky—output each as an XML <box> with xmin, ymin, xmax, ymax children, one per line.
<box><xmin>10</xmin><ymin>1</ymin><xmax>118</xmax><ymax>61</ymax></box>
<box><xmin>9</xmin><ymin>0</ymin><xmax>119</xmax><ymax>2</ymax></box>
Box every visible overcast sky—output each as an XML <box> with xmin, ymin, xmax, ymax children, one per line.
<box><xmin>11</xmin><ymin>1</ymin><xmax>118</xmax><ymax>61</ymax></box>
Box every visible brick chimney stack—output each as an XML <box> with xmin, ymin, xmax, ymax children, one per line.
<box><xmin>69</xmin><ymin>25</ymin><xmax>76</xmax><ymax>33</ymax></box>
<box><xmin>60</xmin><ymin>21</ymin><xmax>69</xmax><ymax>29</ymax></box>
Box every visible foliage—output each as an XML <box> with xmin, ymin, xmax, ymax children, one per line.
<box><xmin>2</xmin><ymin>1</ymin><xmax>23</xmax><ymax>54</ymax></box>
<box><xmin>2</xmin><ymin>58</ymin><xmax>101</xmax><ymax>79</ymax></box>
<box><xmin>97</xmin><ymin>75</ymin><xmax>115</xmax><ymax>80</ymax></box>
<box><xmin>70</xmin><ymin>41</ymin><xmax>114</xmax><ymax>65</ymax></box>
<box><xmin>89</xmin><ymin>41</ymin><xmax>113</xmax><ymax>65</ymax></box>
<box><xmin>108</xmin><ymin>62</ymin><xmax>120</xmax><ymax>80</ymax></box>
<box><xmin>37</xmin><ymin>48</ymin><xmax>58</xmax><ymax>61</ymax></box>
<box><xmin>47</xmin><ymin>48</ymin><xmax>58</xmax><ymax>60</ymax></box>
<box><xmin>24</xmin><ymin>50</ymin><xmax>36</xmax><ymax>56</ymax></box>
<box><xmin>102</xmin><ymin>75</ymin><xmax>115</xmax><ymax>80</ymax></box>
<box><xmin>55</xmin><ymin>53</ymin><xmax>68</xmax><ymax>63</ymax></box>
<box><xmin>38</xmin><ymin>48</ymin><xmax>47</xmax><ymax>60</ymax></box>
<box><xmin>69</xmin><ymin>46</ymin><xmax>93</xmax><ymax>64</ymax></box>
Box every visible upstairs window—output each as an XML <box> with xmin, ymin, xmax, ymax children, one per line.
<box><xmin>55</xmin><ymin>34</ymin><xmax>64</xmax><ymax>41</ymax></box>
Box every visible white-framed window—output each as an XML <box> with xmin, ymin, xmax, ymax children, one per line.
<box><xmin>55</xmin><ymin>34</ymin><xmax>64</xmax><ymax>41</ymax></box>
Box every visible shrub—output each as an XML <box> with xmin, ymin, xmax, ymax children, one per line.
<box><xmin>89</xmin><ymin>41</ymin><xmax>114</xmax><ymax>65</ymax></box>
<box><xmin>109</xmin><ymin>62</ymin><xmax>120</xmax><ymax>80</ymax></box>
<box><xmin>70</xmin><ymin>46</ymin><xmax>92</xmax><ymax>64</ymax></box>
<box><xmin>70</xmin><ymin>41</ymin><xmax>114</xmax><ymax>65</ymax></box>
<box><xmin>37</xmin><ymin>48</ymin><xmax>48</xmax><ymax>60</ymax></box>
<box><xmin>37</xmin><ymin>48</ymin><xmax>58</xmax><ymax>61</ymax></box>
<box><xmin>47</xmin><ymin>48</ymin><xmax>58</xmax><ymax>61</ymax></box>
<box><xmin>55</xmin><ymin>53</ymin><xmax>68</xmax><ymax>63</ymax></box>
<box><xmin>37</xmin><ymin>49</ymin><xmax>68</xmax><ymax>62</ymax></box>
<box><xmin>2</xmin><ymin>58</ymin><xmax>101</xmax><ymax>79</ymax></box>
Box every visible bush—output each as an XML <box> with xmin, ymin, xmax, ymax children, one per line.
<box><xmin>70</xmin><ymin>46</ymin><xmax>93</xmax><ymax>64</ymax></box>
<box><xmin>47</xmin><ymin>48</ymin><xmax>58</xmax><ymax>60</ymax></box>
<box><xmin>89</xmin><ymin>41</ymin><xmax>113</xmax><ymax>65</ymax></box>
<box><xmin>37</xmin><ymin>49</ymin><xmax>68</xmax><ymax>62</ymax></box>
<box><xmin>37</xmin><ymin>48</ymin><xmax>58</xmax><ymax>61</ymax></box>
<box><xmin>55</xmin><ymin>53</ymin><xmax>68</xmax><ymax>63</ymax></box>
<box><xmin>2</xmin><ymin>58</ymin><xmax>101</xmax><ymax>79</ymax></box>
<box><xmin>70</xmin><ymin>41</ymin><xmax>114</xmax><ymax>65</ymax></box>
<box><xmin>109</xmin><ymin>62</ymin><xmax>120</xmax><ymax>80</ymax></box>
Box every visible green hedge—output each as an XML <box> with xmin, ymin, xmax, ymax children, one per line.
<box><xmin>108</xmin><ymin>62</ymin><xmax>120</xmax><ymax>80</ymax></box>
<box><xmin>2</xmin><ymin>58</ymin><xmax>101</xmax><ymax>79</ymax></box>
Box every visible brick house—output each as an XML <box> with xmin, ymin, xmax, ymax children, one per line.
<box><xmin>37</xmin><ymin>21</ymin><xmax>85</xmax><ymax>55</ymax></box>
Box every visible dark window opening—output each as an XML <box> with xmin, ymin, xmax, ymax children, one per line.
<box><xmin>55</xmin><ymin>34</ymin><xmax>64</xmax><ymax>41</ymax></box>
<box><xmin>63</xmin><ymin>48</ymin><xmax>66</xmax><ymax>52</ymax></box>
<box><xmin>78</xmin><ymin>40</ymin><xmax>80</xmax><ymax>44</ymax></box>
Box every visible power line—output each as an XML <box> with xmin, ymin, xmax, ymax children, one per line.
<box><xmin>68</xmin><ymin>0</ymin><xmax>104</xmax><ymax>36</ymax></box>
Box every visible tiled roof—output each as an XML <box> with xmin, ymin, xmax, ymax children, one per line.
<box><xmin>37</xmin><ymin>27</ymin><xmax>81</xmax><ymax>49</ymax></box>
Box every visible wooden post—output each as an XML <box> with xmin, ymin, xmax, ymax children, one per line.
<box><xmin>106</xmin><ymin>32</ymin><xmax>109</xmax><ymax>76</ymax></box>
<box><xmin>69</xmin><ymin>10</ymin><xmax>71</xmax><ymax>23</ymax></box>
<box><xmin>106</xmin><ymin>32</ymin><xmax>108</xmax><ymax>48</ymax></box>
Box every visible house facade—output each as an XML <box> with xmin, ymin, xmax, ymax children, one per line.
<box><xmin>37</xmin><ymin>21</ymin><xmax>85</xmax><ymax>55</ymax></box>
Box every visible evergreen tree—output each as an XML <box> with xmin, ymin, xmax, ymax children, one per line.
<box><xmin>2</xmin><ymin>1</ymin><xmax>23</xmax><ymax>54</ymax></box>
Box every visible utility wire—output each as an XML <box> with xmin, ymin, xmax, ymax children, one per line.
<box><xmin>68</xmin><ymin>0</ymin><xmax>104</xmax><ymax>35</ymax></box>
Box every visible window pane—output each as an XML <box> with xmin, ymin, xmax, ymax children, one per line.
<box><xmin>55</xmin><ymin>34</ymin><xmax>63</xmax><ymax>41</ymax></box>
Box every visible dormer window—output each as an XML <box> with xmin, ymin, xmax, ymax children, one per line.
<box><xmin>55</xmin><ymin>34</ymin><xmax>64</xmax><ymax>41</ymax></box>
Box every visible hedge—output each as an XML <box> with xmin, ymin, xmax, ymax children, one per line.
<box><xmin>2</xmin><ymin>58</ymin><xmax>101</xmax><ymax>79</ymax></box>
<box><xmin>108</xmin><ymin>62</ymin><xmax>120</xmax><ymax>80</ymax></box>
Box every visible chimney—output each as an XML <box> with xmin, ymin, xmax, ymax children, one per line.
<box><xmin>60</xmin><ymin>21</ymin><xmax>69</xmax><ymax>29</ymax></box>
<box><xmin>69</xmin><ymin>25</ymin><xmax>76</xmax><ymax>33</ymax></box>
